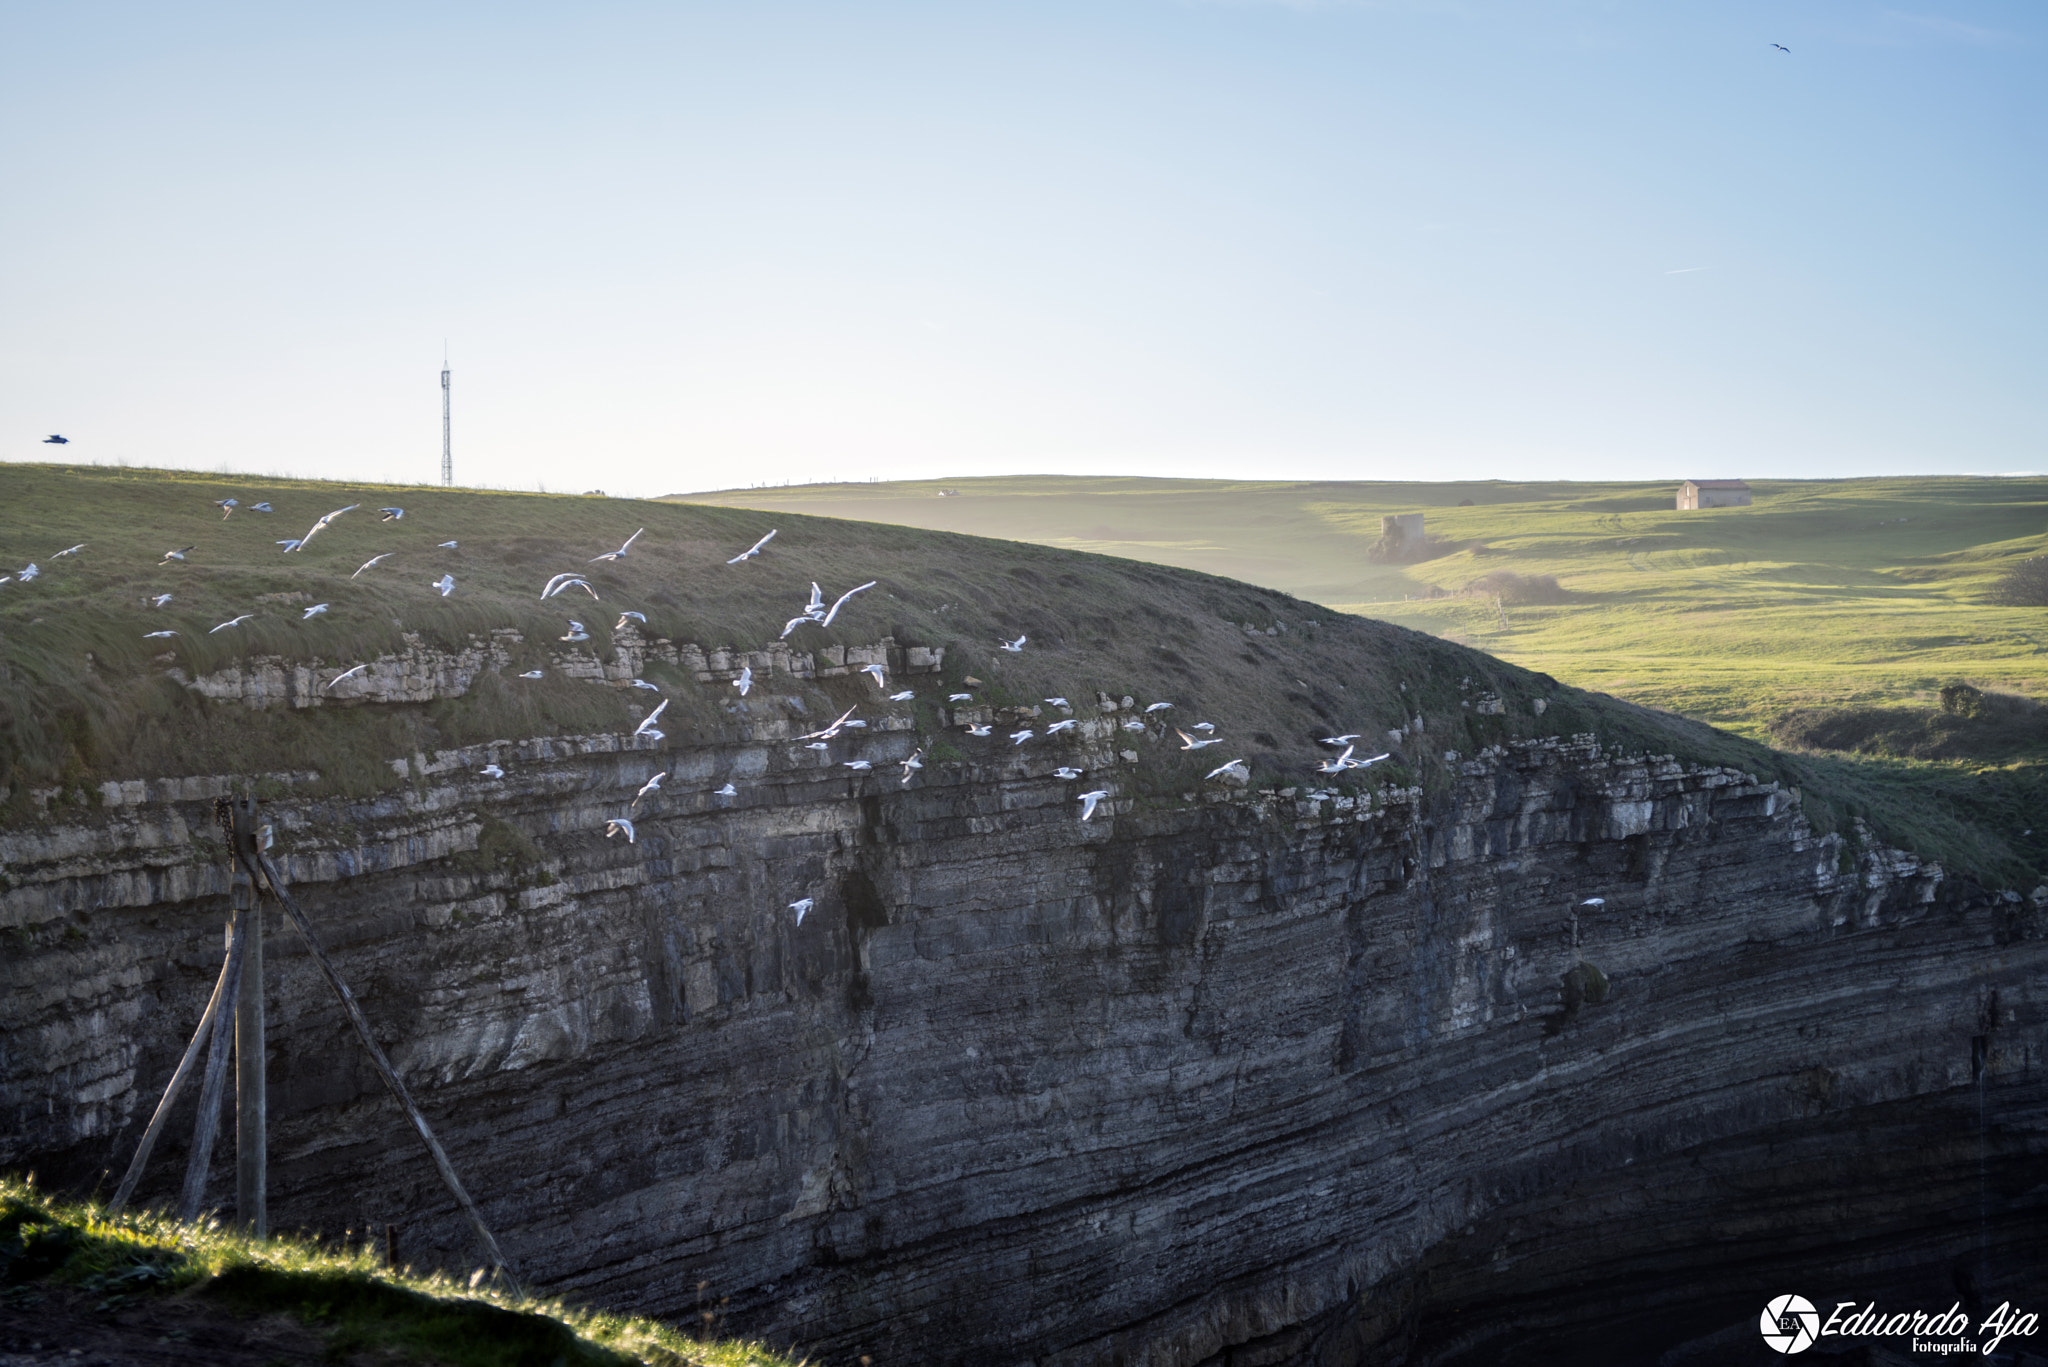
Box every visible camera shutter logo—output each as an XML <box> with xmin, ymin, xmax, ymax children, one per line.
<box><xmin>1761</xmin><ymin>1294</ymin><xmax>1820</xmax><ymax>1354</ymax></box>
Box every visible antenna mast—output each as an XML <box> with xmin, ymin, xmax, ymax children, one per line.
<box><xmin>440</xmin><ymin>352</ymin><xmax>452</xmax><ymax>487</ymax></box>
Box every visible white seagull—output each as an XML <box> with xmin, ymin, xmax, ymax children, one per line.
<box><xmin>1121</xmin><ymin>718</ymin><xmax>1147</xmax><ymax>732</ymax></box>
<box><xmin>606</xmin><ymin>818</ymin><xmax>636</xmax><ymax>843</ymax></box>
<box><xmin>1315</xmin><ymin>747</ymin><xmax>1355</xmax><ymax>775</ymax></box>
<box><xmin>630</xmin><ymin>678</ymin><xmax>661</xmax><ymax>691</ymax></box>
<box><xmin>276</xmin><ymin>539</ymin><xmax>302</xmax><ymax>553</ymax></box>
<box><xmin>1581</xmin><ymin>897</ymin><xmax>1607</xmax><ymax>907</ymax></box>
<box><xmin>733</xmin><ymin>666</ymin><xmax>753</xmax><ymax>696</ymax></box>
<box><xmin>948</xmin><ymin>692</ymin><xmax>973</xmax><ymax>702</ymax></box>
<box><xmin>590</xmin><ymin>528</ymin><xmax>644</xmax><ymax>563</ymax></box>
<box><xmin>287</xmin><ymin>504</ymin><xmax>360</xmax><ymax>552</ymax></box>
<box><xmin>633</xmin><ymin>773</ymin><xmax>665</xmax><ymax>807</ymax></box>
<box><xmin>1204</xmin><ymin>759</ymin><xmax>1248</xmax><ymax>782</ymax></box>
<box><xmin>1053</xmin><ymin>766</ymin><xmax>1084</xmax><ymax>780</ymax></box>
<box><xmin>149</xmin><ymin>593</ymin><xmax>173</xmax><ymax>608</ymax></box>
<box><xmin>16</xmin><ymin>564</ymin><xmax>39</xmax><ymax>582</ymax></box>
<box><xmin>1191</xmin><ymin>722</ymin><xmax>1215</xmax><ymax>733</ymax></box>
<box><xmin>727</xmin><ymin>529</ymin><xmax>778</xmax><ymax>563</ymax></box>
<box><xmin>250</xmin><ymin>503</ymin><xmax>273</xmax><ymax>513</ymax></box>
<box><xmin>1319</xmin><ymin>734</ymin><xmax>1361</xmax><ymax>747</ymax></box>
<box><xmin>900</xmin><ymin>750</ymin><xmax>923</xmax><ymax>784</ymax></box>
<box><xmin>143</xmin><ymin>629</ymin><xmax>179</xmax><ymax>639</ymax></box>
<box><xmin>1177</xmin><ymin>730</ymin><xmax>1222</xmax><ymax>750</ymax></box>
<box><xmin>480</xmin><ymin>764</ymin><xmax>505</xmax><ymax>778</ymax></box>
<box><xmin>888</xmin><ymin>690</ymin><xmax>915</xmax><ymax>702</ymax></box>
<box><xmin>302</xmin><ymin>603</ymin><xmax>329</xmax><ymax>619</ymax></box>
<box><xmin>561</xmin><ymin>621</ymin><xmax>590</xmax><ymax>642</ymax></box>
<box><xmin>634</xmin><ymin>699</ymin><xmax>670</xmax><ymax>737</ymax></box>
<box><xmin>715</xmin><ymin>782</ymin><xmax>738</xmax><ymax>798</ymax></box>
<box><xmin>1046</xmin><ymin>719</ymin><xmax>1077</xmax><ymax>734</ymax></box>
<box><xmin>844</xmin><ymin>760</ymin><xmax>872</xmax><ymax>771</ymax></box>
<box><xmin>789</xmin><ymin>896</ymin><xmax>813</xmax><ymax>924</ymax></box>
<box><xmin>379</xmin><ymin>507</ymin><xmax>405</xmax><ymax>521</ymax></box>
<box><xmin>805</xmin><ymin>741</ymin><xmax>830</xmax><ymax>751</ymax></box>
<box><xmin>214</xmin><ymin>499</ymin><xmax>238</xmax><ymax>518</ymax></box>
<box><xmin>616</xmin><ymin>611</ymin><xmax>646</xmax><ymax>629</ymax></box>
<box><xmin>966</xmin><ymin>723</ymin><xmax>992</xmax><ymax>736</ymax></box>
<box><xmin>1044</xmin><ymin>697</ymin><xmax>1069</xmax><ymax>708</ymax></box>
<box><xmin>999</xmin><ymin>635</ymin><xmax>1026</xmax><ymax>653</ymax></box>
<box><xmin>160</xmin><ymin>546</ymin><xmax>194</xmax><ymax>564</ymax></box>
<box><xmin>639</xmin><ymin>729</ymin><xmax>666</xmax><ymax>743</ymax></box>
<box><xmin>433</xmin><ymin>574</ymin><xmax>456</xmax><ymax>596</ymax></box>
<box><xmin>209</xmin><ymin>614</ymin><xmax>254</xmax><ymax>633</ymax></box>
<box><xmin>437</xmin><ymin>540</ymin><xmax>458</xmax><ymax>549</ymax></box>
<box><xmin>861</xmin><ymin>663</ymin><xmax>888</xmax><ymax>688</ymax></box>
<box><xmin>541</xmin><ymin>573</ymin><xmax>598</xmax><ymax>601</ymax></box>
<box><xmin>820</xmin><ymin>581</ymin><xmax>877</xmax><ymax>627</ymax></box>
<box><xmin>519</xmin><ymin>669</ymin><xmax>545</xmax><ymax>679</ymax></box>
<box><xmin>324</xmin><ymin>664</ymin><xmax>369</xmax><ymax>690</ymax></box>
<box><xmin>54</xmin><ymin>544</ymin><xmax>85</xmax><ymax>557</ymax></box>
<box><xmin>351</xmin><ymin>553</ymin><xmax>392</xmax><ymax>579</ymax></box>
<box><xmin>799</xmin><ymin>707</ymin><xmax>859</xmax><ymax>741</ymax></box>
<box><xmin>1078</xmin><ymin>790</ymin><xmax>1111</xmax><ymax>821</ymax></box>
<box><xmin>1144</xmin><ymin>701</ymin><xmax>1173</xmax><ymax>713</ymax></box>
<box><xmin>1010</xmin><ymin>728</ymin><xmax>1035</xmax><ymax>745</ymax></box>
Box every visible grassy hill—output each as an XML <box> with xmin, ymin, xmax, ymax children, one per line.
<box><xmin>0</xmin><ymin>1175</ymin><xmax>791</xmax><ymax>1366</ymax></box>
<box><xmin>673</xmin><ymin>475</ymin><xmax>2048</xmax><ymax>739</ymax></box>
<box><xmin>0</xmin><ymin>461</ymin><xmax>2037</xmax><ymax>888</ymax></box>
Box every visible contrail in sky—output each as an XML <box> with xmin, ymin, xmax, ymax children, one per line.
<box><xmin>1663</xmin><ymin>266</ymin><xmax>1712</xmax><ymax>274</ymax></box>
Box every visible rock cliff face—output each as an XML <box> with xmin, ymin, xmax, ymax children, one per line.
<box><xmin>4</xmin><ymin>713</ymin><xmax>2044</xmax><ymax>1364</ymax></box>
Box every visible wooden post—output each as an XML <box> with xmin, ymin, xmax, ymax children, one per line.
<box><xmin>178</xmin><ymin>911</ymin><xmax>245</xmax><ymax>1222</ymax></box>
<box><xmin>108</xmin><ymin>943</ymin><xmax>237</xmax><ymax>1213</ymax></box>
<box><xmin>234</xmin><ymin>862</ymin><xmax>267</xmax><ymax>1236</ymax></box>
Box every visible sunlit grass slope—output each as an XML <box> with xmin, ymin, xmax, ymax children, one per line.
<box><xmin>1</xmin><ymin>462</ymin><xmax>2037</xmax><ymax>886</ymax></box>
<box><xmin>0</xmin><ymin>1175</ymin><xmax>793</xmax><ymax>1366</ymax></box>
<box><xmin>675</xmin><ymin>475</ymin><xmax>2048</xmax><ymax>738</ymax></box>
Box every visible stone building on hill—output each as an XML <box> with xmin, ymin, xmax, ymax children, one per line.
<box><xmin>1677</xmin><ymin>479</ymin><xmax>1751</xmax><ymax>510</ymax></box>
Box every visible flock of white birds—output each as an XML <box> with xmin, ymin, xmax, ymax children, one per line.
<box><xmin>17</xmin><ymin>492</ymin><xmax>1403</xmax><ymax>928</ymax></box>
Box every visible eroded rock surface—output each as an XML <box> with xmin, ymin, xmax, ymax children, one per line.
<box><xmin>4</xmin><ymin>729</ymin><xmax>2042</xmax><ymax>1365</ymax></box>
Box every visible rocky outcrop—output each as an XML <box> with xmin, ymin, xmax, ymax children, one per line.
<box><xmin>3</xmin><ymin>721</ymin><xmax>2043</xmax><ymax>1365</ymax></box>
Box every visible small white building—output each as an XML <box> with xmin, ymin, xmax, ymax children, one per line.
<box><xmin>1677</xmin><ymin>479</ymin><xmax>1751</xmax><ymax>510</ymax></box>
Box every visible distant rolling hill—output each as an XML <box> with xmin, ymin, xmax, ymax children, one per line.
<box><xmin>672</xmin><ymin>475</ymin><xmax>2048</xmax><ymax>741</ymax></box>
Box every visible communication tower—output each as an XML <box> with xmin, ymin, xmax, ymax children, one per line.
<box><xmin>440</xmin><ymin>353</ymin><xmax>452</xmax><ymax>487</ymax></box>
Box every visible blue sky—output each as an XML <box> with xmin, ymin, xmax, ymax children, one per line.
<box><xmin>3</xmin><ymin>1</ymin><xmax>2041</xmax><ymax>495</ymax></box>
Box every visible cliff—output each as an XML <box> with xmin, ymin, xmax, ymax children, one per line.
<box><xmin>6</xmin><ymin>709</ymin><xmax>2043</xmax><ymax>1364</ymax></box>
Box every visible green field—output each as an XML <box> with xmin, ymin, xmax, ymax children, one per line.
<box><xmin>676</xmin><ymin>475</ymin><xmax>2048</xmax><ymax>741</ymax></box>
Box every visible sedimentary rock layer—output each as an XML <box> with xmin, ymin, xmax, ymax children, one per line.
<box><xmin>3</xmin><ymin>724</ymin><xmax>2042</xmax><ymax>1364</ymax></box>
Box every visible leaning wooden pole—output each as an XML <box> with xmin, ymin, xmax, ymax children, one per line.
<box><xmin>252</xmin><ymin>851</ymin><xmax>512</xmax><ymax>1278</ymax></box>
<box><xmin>178</xmin><ymin>910</ymin><xmax>246</xmax><ymax>1221</ymax></box>
<box><xmin>107</xmin><ymin>940</ymin><xmax>237</xmax><ymax>1213</ymax></box>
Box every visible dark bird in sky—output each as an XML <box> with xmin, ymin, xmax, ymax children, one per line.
<box><xmin>43</xmin><ymin>435</ymin><xmax>68</xmax><ymax>444</ymax></box>
<box><xmin>1772</xmin><ymin>43</ymin><xmax>1790</xmax><ymax>52</ymax></box>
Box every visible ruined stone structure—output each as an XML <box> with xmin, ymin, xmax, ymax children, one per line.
<box><xmin>1676</xmin><ymin>479</ymin><xmax>1752</xmax><ymax>510</ymax></box>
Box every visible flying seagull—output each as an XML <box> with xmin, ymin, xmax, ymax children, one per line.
<box><xmin>605</xmin><ymin>818</ymin><xmax>636</xmax><ymax>844</ymax></box>
<box><xmin>541</xmin><ymin>573</ymin><xmax>599</xmax><ymax>601</ymax></box>
<box><xmin>1204</xmin><ymin>758</ymin><xmax>1248</xmax><ymax>782</ymax></box>
<box><xmin>287</xmin><ymin>503</ymin><xmax>360</xmax><ymax>552</ymax></box>
<box><xmin>379</xmin><ymin>507</ymin><xmax>404</xmax><ymax>521</ymax></box>
<box><xmin>616</xmin><ymin>611</ymin><xmax>646</xmax><ymax>629</ymax></box>
<box><xmin>1121</xmin><ymin>718</ymin><xmax>1147</xmax><ymax>732</ymax></box>
<box><xmin>351</xmin><ymin>553</ymin><xmax>392</xmax><ymax>579</ymax></box>
<box><xmin>438</xmin><ymin>540</ymin><xmax>458</xmax><ymax>548</ymax></box>
<box><xmin>633</xmin><ymin>772</ymin><xmax>665</xmax><ymax>808</ymax></box>
<box><xmin>727</xmin><ymin>529</ymin><xmax>778</xmax><ymax>563</ymax></box>
<box><xmin>276</xmin><ymin>539</ymin><xmax>302</xmax><ymax>553</ymax></box>
<box><xmin>789</xmin><ymin>896</ymin><xmax>813</xmax><ymax>924</ymax></box>
<box><xmin>1144</xmin><ymin>701</ymin><xmax>1173</xmax><ymax>713</ymax></box>
<box><xmin>630</xmin><ymin>678</ymin><xmax>661</xmax><ymax>691</ymax></box>
<box><xmin>1772</xmin><ymin>42</ymin><xmax>1789</xmax><ymax>52</ymax></box>
<box><xmin>733</xmin><ymin>666</ymin><xmax>753</xmax><ymax>696</ymax></box>
<box><xmin>16</xmin><ymin>564</ymin><xmax>38</xmax><ymax>582</ymax></box>
<box><xmin>948</xmin><ymin>692</ymin><xmax>973</xmax><ymax>702</ymax></box>
<box><xmin>590</xmin><ymin>528</ymin><xmax>644</xmax><ymax>562</ymax></box>
<box><xmin>715</xmin><ymin>782</ymin><xmax>737</xmax><ymax>798</ymax></box>
<box><xmin>1046</xmin><ymin>719</ymin><xmax>1077</xmax><ymax>734</ymax></box>
<box><xmin>1316</xmin><ymin>746</ymin><xmax>1356</xmax><ymax>775</ymax></box>
<box><xmin>1044</xmin><ymin>697</ymin><xmax>1069</xmax><ymax>709</ymax></box>
<box><xmin>820</xmin><ymin>581</ymin><xmax>877</xmax><ymax>628</ymax></box>
<box><xmin>561</xmin><ymin>621</ymin><xmax>590</xmax><ymax>642</ymax></box>
<box><xmin>519</xmin><ymin>669</ymin><xmax>545</xmax><ymax>679</ymax></box>
<box><xmin>900</xmin><ymin>750</ymin><xmax>923</xmax><ymax>785</ymax></box>
<box><xmin>43</xmin><ymin>434</ymin><xmax>67</xmax><ymax>444</ymax></box>
<box><xmin>143</xmin><ymin>630</ymin><xmax>179</xmax><ymax>639</ymax></box>
<box><xmin>160</xmin><ymin>546</ymin><xmax>194</xmax><ymax>564</ymax></box>
<box><xmin>1010</xmin><ymin>728</ymin><xmax>1035</xmax><ymax>745</ymax></box>
<box><xmin>149</xmin><ymin>593</ymin><xmax>173</xmax><ymax>608</ymax></box>
<box><xmin>54</xmin><ymin>544</ymin><xmax>85</xmax><ymax>558</ymax></box>
<box><xmin>861</xmin><ymin>662</ymin><xmax>888</xmax><ymax>688</ymax></box>
<box><xmin>1581</xmin><ymin>897</ymin><xmax>1607</xmax><ymax>907</ymax></box>
<box><xmin>215</xmin><ymin>499</ymin><xmax>238</xmax><ymax>518</ymax></box>
<box><xmin>1053</xmin><ymin>766</ymin><xmax>1084</xmax><ymax>780</ymax></box>
<box><xmin>966</xmin><ymin>723</ymin><xmax>992</xmax><ymax>736</ymax></box>
<box><xmin>999</xmin><ymin>635</ymin><xmax>1026</xmax><ymax>653</ymax></box>
<box><xmin>209</xmin><ymin>614</ymin><xmax>254</xmax><ymax>633</ymax></box>
<box><xmin>1078</xmin><ymin>790</ymin><xmax>1110</xmax><ymax>821</ymax></box>
<box><xmin>433</xmin><ymin>574</ymin><xmax>455</xmax><ymax>596</ymax></box>
<box><xmin>250</xmin><ymin>503</ymin><xmax>273</xmax><ymax>513</ymax></box>
<box><xmin>634</xmin><ymin>699</ymin><xmax>670</xmax><ymax>737</ymax></box>
<box><xmin>302</xmin><ymin>603</ymin><xmax>329</xmax><ymax>619</ymax></box>
<box><xmin>888</xmin><ymin>690</ymin><xmax>914</xmax><ymax>702</ymax></box>
<box><xmin>799</xmin><ymin>706</ymin><xmax>859</xmax><ymax>741</ymax></box>
<box><xmin>480</xmin><ymin>764</ymin><xmax>505</xmax><ymax>778</ymax></box>
<box><xmin>1176</xmin><ymin>730</ymin><xmax>1222</xmax><ymax>750</ymax></box>
<box><xmin>844</xmin><ymin>760</ymin><xmax>872</xmax><ymax>771</ymax></box>
<box><xmin>324</xmin><ymin>664</ymin><xmax>369</xmax><ymax>690</ymax></box>
<box><xmin>1319</xmin><ymin>735</ymin><xmax>1360</xmax><ymax>747</ymax></box>
<box><xmin>1191</xmin><ymin>722</ymin><xmax>1215</xmax><ymax>733</ymax></box>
